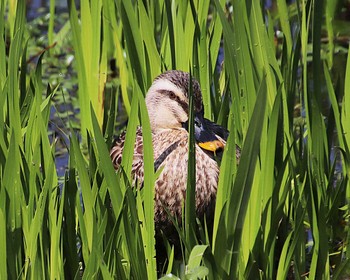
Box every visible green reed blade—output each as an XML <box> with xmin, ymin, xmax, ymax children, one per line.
<box><xmin>117</xmin><ymin>0</ymin><xmax>145</xmax><ymax>92</ymax></box>
<box><xmin>276</xmin><ymin>0</ymin><xmax>293</xmax><ymax>57</ymax></box>
<box><xmin>91</xmin><ymin>106</ymin><xmax>124</xmax><ymax>217</ymax></box>
<box><xmin>343</xmin><ymin>46</ymin><xmax>350</xmax><ymax>185</ymax></box>
<box><xmin>228</xmin><ymin>76</ymin><xmax>267</xmax><ymax>276</ymax></box>
<box><xmin>276</xmin><ymin>208</ymin><xmax>306</xmax><ymax>279</ymax></box>
<box><xmin>187</xmin><ymin>245</ymin><xmax>209</xmax><ymax>270</ymax></box>
<box><xmin>0</xmin><ymin>208</ymin><xmax>6</xmax><ymax>278</ymax></box>
<box><xmin>48</xmin><ymin>0</ymin><xmax>55</xmax><ymax>55</ymax></box>
<box><xmin>185</xmin><ymin>70</ymin><xmax>197</xmax><ymax>254</ymax></box>
<box><xmin>70</xmin><ymin>130</ymin><xmax>94</xmax><ymax>253</ymax></box>
<box><xmin>138</xmin><ymin>1</ymin><xmax>161</xmax><ymax>82</ymax></box>
<box><xmin>164</xmin><ymin>0</ymin><xmax>176</xmax><ymax>69</ymax></box>
<box><xmin>137</xmin><ymin>83</ymin><xmax>157</xmax><ymax>278</ymax></box>
<box><xmin>120</xmin><ymin>93</ymin><xmax>139</xmax><ymax>179</ymax></box>
<box><xmin>3</xmin><ymin>131</ymin><xmax>22</xmax><ymax>278</ymax></box>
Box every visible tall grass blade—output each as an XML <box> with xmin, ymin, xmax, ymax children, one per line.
<box><xmin>228</xmin><ymin>77</ymin><xmax>267</xmax><ymax>277</ymax></box>
<box><xmin>137</xmin><ymin>84</ymin><xmax>157</xmax><ymax>278</ymax></box>
<box><xmin>185</xmin><ymin>70</ymin><xmax>197</xmax><ymax>255</ymax></box>
<box><xmin>0</xmin><ymin>208</ymin><xmax>6</xmax><ymax>278</ymax></box>
<box><xmin>91</xmin><ymin>106</ymin><xmax>124</xmax><ymax>216</ymax></box>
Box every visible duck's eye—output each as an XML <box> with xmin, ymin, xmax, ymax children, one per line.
<box><xmin>169</xmin><ymin>91</ymin><xmax>176</xmax><ymax>100</ymax></box>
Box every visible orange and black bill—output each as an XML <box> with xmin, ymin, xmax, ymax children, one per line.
<box><xmin>182</xmin><ymin>113</ymin><xmax>228</xmax><ymax>152</ymax></box>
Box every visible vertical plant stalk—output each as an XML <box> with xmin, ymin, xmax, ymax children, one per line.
<box><xmin>48</xmin><ymin>0</ymin><xmax>55</xmax><ymax>55</ymax></box>
<box><xmin>185</xmin><ymin>70</ymin><xmax>197</xmax><ymax>255</ymax></box>
<box><xmin>137</xmin><ymin>83</ymin><xmax>157</xmax><ymax>278</ymax></box>
<box><xmin>68</xmin><ymin>0</ymin><xmax>106</xmax><ymax>140</ymax></box>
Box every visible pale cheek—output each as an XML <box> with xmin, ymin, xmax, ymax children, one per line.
<box><xmin>156</xmin><ymin>105</ymin><xmax>180</xmax><ymax>128</ymax></box>
<box><xmin>176</xmin><ymin>109</ymin><xmax>188</xmax><ymax>123</ymax></box>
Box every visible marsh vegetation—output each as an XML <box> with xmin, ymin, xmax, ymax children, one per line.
<box><xmin>1</xmin><ymin>0</ymin><xmax>350</xmax><ymax>279</ymax></box>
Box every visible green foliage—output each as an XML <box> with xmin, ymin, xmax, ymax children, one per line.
<box><xmin>1</xmin><ymin>0</ymin><xmax>350</xmax><ymax>279</ymax></box>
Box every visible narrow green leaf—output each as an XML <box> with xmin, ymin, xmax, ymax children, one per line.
<box><xmin>228</xmin><ymin>76</ymin><xmax>267</xmax><ymax>276</ymax></box>
<box><xmin>91</xmin><ymin>106</ymin><xmax>124</xmax><ymax>218</ymax></box>
<box><xmin>187</xmin><ymin>245</ymin><xmax>208</xmax><ymax>270</ymax></box>
<box><xmin>70</xmin><ymin>131</ymin><xmax>94</xmax><ymax>252</ymax></box>
<box><xmin>120</xmin><ymin>93</ymin><xmax>139</xmax><ymax>179</ymax></box>
<box><xmin>0</xmin><ymin>209</ymin><xmax>7</xmax><ymax>279</ymax></box>
<box><xmin>185</xmin><ymin>70</ymin><xmax>197</xmax><ymax>253</ymax></box>
<box><xmin>136</xmin><ymin>84</ymin><xmax>157</xmax><ymax>278</ymax></box>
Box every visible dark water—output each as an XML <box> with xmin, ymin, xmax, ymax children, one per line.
<box><xmin>27</xmin><ymin>0</ymin><xmax>69</xmax><ymax>21</ymax></box>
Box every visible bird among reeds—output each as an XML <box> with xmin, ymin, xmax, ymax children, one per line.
<box><xmin>110</xmin><ymin>70</ymin><xmax>240</xmax><ymax>263</ymax></box>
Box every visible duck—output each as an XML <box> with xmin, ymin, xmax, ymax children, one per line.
<box><xmin>110</xmin><ymin>70</ymin><xmax>240</xmax><ymax>246</ymax></box>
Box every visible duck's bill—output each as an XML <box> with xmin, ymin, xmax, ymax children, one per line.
<box><xmin>182</xmin><ymin>113</ymin><xmax>229</xmax><ymax>152</ymax></box>
<box><xmin>198</xmin><ymin>139</ymin><xmax>225</xmax><ymax>152</ymax></box>
<box><xmin>193</xmin><ymin>114</ymin><xmax>228</xmax><ymax>152</ymax></box>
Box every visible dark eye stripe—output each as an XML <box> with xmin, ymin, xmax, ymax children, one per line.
<box><xmin>157</xmin><ymin>89</ymin><xmax>188</xmax><ymax>114</ymax></box>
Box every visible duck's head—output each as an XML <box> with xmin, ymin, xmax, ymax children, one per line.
<box><xmin>146</xmin><ymin>70</ymin><xmax>227</xmax><ymax>153</ymax></box>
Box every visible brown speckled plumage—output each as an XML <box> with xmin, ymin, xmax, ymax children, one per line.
<box><xmin>111</xmin><ymin>128</ymin><xmax>219</xmax><ymax>231</ymax></box>
<box><xmin>110</xmin><ymin>70</ymin><xmax>240</xmax><ymax>243</ymax></box>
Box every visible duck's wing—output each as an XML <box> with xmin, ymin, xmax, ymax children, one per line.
<box><xmin>110</xmin><ymin>128</ymin><xmax>145</xmax><ymax>186</ymax></box>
